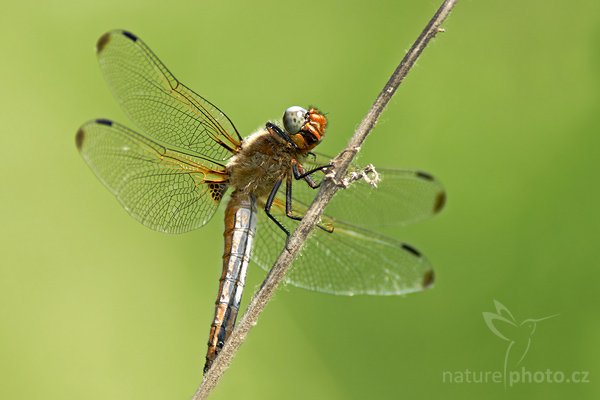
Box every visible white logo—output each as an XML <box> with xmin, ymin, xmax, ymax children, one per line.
<box><xmin>483</xmin><ymin>299</ymin><xmax>557</xmax><ymax>387</ymax></box>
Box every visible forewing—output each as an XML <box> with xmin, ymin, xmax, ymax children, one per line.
<box><xmin>297</xmin><ymin>152</ymin><xmax>446</xmax><ymax>228</ymax></box>
<box><xmin>76</xmin><ymin>119</ymin><xmax>228</xmax><ymax>233</ymax></box>
<box><xmin>252</xmin><ymin>195</ymin><xmax>434</xmax><ymax>296</ymax></box>
<box><xmin>96</xmin><ymin>30</ymin><xmax>241</xmax><ymax>161</ymax></box>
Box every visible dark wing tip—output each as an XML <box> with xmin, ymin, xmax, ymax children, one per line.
<box><xmin>434</xmin><ymin>190</ymin><xmax>446</xmax><ymax>213</ymax></box>
<box><xmin>401</xmin><ymin>243</ymin><xmax>422</xmax><ymax>257</ymax></box>
<box><xmin>95</xmin><ymin>118</ymin><xmax>113</xmax><ymax>126</ymax></box>
<box><xmin>121</xmin><ymin>30</ymin><xmax>138</xmax><ymax>42</ymax></box>
<box><xmin>97</xmin><ymin>30</ymin><xmax>137</xmax><ymax>54</ymax></box>
<box><xmin>416</xmin><ymin>171</ymin><xmax>434</xmax><ymax>181</ymax></box>
<box><xmin>422</xmin><ymin>269</ymin><xmax>435</xmax><ymax>289</ymax></box>
<box><xmin>96</xmin><ymin>32</ymin><xmax>111</xmax><ymax>54</ymax></box>
<box><xmin>75</xmin><ymin>128</ymin><xmax>85</xmax><ymax>151</ymax></box>
<box><xmin>415</xmin><ymin>171</ymin><xmax>446</xmax><ymax>213</ymax></box>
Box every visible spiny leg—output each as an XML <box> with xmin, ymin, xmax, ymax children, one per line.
<box><xmin>292</xmin><ymin>161</ymin><xmax>331</xmax><ymax>189</ymax></box>
<box><xmin>264</xmin><ymin>177</ymin><xmax>290</xmax><ymax>239</ymax></box>
<box><xmin>285</xmin><ymin>171</ymin><xmax>334</xmax><ymax>233</ymax></box>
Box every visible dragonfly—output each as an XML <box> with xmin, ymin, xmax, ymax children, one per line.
<box><xmin>75</xmin><ymin>30</ymin><xmax>446</xmax><ymax>374</ymax></box>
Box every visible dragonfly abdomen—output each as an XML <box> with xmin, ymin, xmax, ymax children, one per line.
<box><xmin>204</xmin><ymin>191</ymin><xmax>257</xmax><ymax>374</ymax></box>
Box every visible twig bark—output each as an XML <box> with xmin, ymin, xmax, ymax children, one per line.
<box><xmin>193</xmin><ymin>0</ymin><xmax>458</xmax><ymax>398</ymax></box>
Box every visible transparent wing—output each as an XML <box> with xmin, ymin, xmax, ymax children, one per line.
<box><xmin>252</xmin><ymin>194</ymin><xmax>434</xmax><ymax>296</ymax></box>
<box><xmin>76</xmin><ymin>119</ymin><xmax>228</xmax><ymax>233</ymax></box>
<box><xmin>296</xmin><ymin>152</ymin><xmax>446</xmax><ymax>229</ymax></box>
<box><xmin>96</xmin><ymin>30</ymin><xmax>241</xmax><ymax>162</ymax></box>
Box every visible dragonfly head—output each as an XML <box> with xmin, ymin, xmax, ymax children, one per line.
<box><xmin>283</xmin><ymin>106</ymin><xmax>327</xmax><ymax>152</ymax></box>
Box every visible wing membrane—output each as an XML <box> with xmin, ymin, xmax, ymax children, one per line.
<box><xmin>96</xmin><ymin>30</ymin><xmax>241</xmax><ymax>162</ymax></box>
<box><xmin>252</xmin><ymin>195</ymin><xmax>434</xmax><ymax>295</ymax></box>
<box><xmin>250</xmin><ymin>153</ymin><xmax>444</xmax><ymax>295</ymax></box>
<box><xmin>76</xmin><ymin>119</ymin><xmax>228</xmax><ymax>233</ymax></box>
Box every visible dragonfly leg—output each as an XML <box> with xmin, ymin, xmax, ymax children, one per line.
<box><xmin>264</xmin><ymin>178</ymin><xmax>290</xmax><ymax>239</ymax></box>
<box><xmin>285</xmin><ymin>172</ymin><xmax>334</xmax><ymax>233</ymax></box>
<box><xmin>292</xmin><ymin>161</ymin><xmax>332</xmax><ymax>189</ymax></box>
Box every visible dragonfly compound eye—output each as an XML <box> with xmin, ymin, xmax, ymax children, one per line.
<box><xmin>283</xmin><ymin>106</ymin><xmax>308</xmax><ymax>134</ymax></box>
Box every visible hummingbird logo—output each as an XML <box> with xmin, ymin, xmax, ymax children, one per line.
<box><xmin>483</xmin><ymin>300</ymin><xmax>557</xmax><ymax>386</ymax></box>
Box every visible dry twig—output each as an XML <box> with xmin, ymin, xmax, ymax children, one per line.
<box><xmin>193</xmin><ymin>1</ymin><xmax>458</xmax><ymax>398</ymax></box>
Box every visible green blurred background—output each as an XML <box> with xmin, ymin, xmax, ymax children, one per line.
<box><xmin>1</xmin><ymin>0</ymin><xmax>598</xmax><ymax>399</ymax></box>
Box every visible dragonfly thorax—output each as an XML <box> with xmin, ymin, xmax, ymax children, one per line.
<box><xmin>226</xmin><ymin>129</ymin><xmax>304</xmax><ymax>198</ymax></box>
